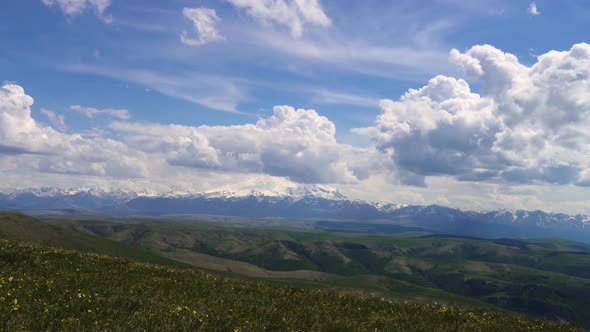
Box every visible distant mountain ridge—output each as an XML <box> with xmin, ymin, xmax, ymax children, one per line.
<box><xmin>2</xmin><ymin>184</ymin><xmax>346</xmax><ymax>200</ymax></box>
<box><xmin>1</xmin><ymin>187</ymin><xmax>590</xmax><ymax>242</ymax></box>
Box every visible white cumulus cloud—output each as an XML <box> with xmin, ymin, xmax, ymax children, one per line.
<box><xmin>0</xmin><ymin>83</ymin><xmax>145</xmax><ymax>177</ymax></box>
<box><xmin>180</xmin><ymin>7</ymin><xmax>224</xmax><ymax>47</ymax></box>
<box><xmin>1</xmin><ymin>82</ymin><xmax>380</xmax><ymax>185</ymax></box>
<box><xmin>357</xmin><ymin>43</ymin><xmax>590</xmax><ymax>187</ymax></box>
<box><xmin>5</xmin><ymin>38</ymin><xmax>590</xmax><ymax>213</ymax></box>
<box><xmin>227</xmin><ymin>0</ymin><xmax>331</xmax><ymax>38</ymax></box>
<box><xmin>111</xmin><ymin>105</ymin><xmax>378</xmax><ymax>184</ymax></box>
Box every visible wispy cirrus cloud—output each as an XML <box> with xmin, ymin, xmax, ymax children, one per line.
<box><xmin>70</xmin><ymin>105</ymin><xmax>130</xmax><ymax>120</ymax></box>
<box><xmin>41</xmin><ymin>0</ymin><xmax>113</xmax><ymax>23</ymax></box>
<box><xmin>40</xmin><ymin>108</ymin><xmax>68</xmax><ymax>132</ymax></box>
<box><xmin>62</xmin><ymin>63</ymin><xmax>247</xmax><ymax>114</ymax></box>
<box><xmin>311</xmin><ymin>90</ymin><xmax>379</xmax><ymax>108</ymax></box>
<box><xmin>250</xmin><ymin>29</ymin><xmax>451</xmax><ymax>80</ymax></box>
<box><xmin>227</xmin><ymin>0</ymin><xmax>331</xmax><ymax>38</ymax></box>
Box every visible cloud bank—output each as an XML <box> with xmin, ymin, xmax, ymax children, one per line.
<box><xmin>0</xmin><ymin>84</ymin><xmax>145</xmax><ymax>177</ymax></box>
<box><xmin>3</xmin><ymin>43</ymin><xmax>590</xmax><ymax>194</ymax></box>
<box><xmin>0</xmin><ymin>84</ymin><xmax>376</xmax><ymax>185</ymax></box>
<box><xmin>111</xmin><ymin>105</ymin><xmax>377</xmax><ymax>184</ymax></box>
<box><xmin>357</xmin><ymin>43</ymin><xmax>590</xmax><ymax>187</ymax></box>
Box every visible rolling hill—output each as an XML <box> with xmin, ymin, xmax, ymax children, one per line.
<box><xmin>0</xmin><ymin>212</ymin><xmax>185</xmax><ymax>267</ymax></box>
<box><xmin>48</xmin><ymin>216</ymin><xmax>590</xmax><ymax>327</ymax></box>
<box><xmin>2</xmin><ymin>211</ymin><xmax>589</xmax><ymax>327</ymax></box>
<box><xmin>0</xmin><ymin>240</ymin><xmax>578</xmax><ymax>331</ymax></box>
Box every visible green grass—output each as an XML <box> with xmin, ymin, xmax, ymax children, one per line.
<box><xmin>0</xmin><ymin>212</ymin><xmax>187</xmax><ymax>268</ymax></box>
<box><xmin>4</xmin><ymin>212</ymin><xmax>590</xmax><ymax>328</ymax></box>
<box><xmin>0</xmin><ymin>240</ymin><xmax>579</xmax><ymax>332</ymax></box>
<box><xmin>44</xmin><ymin>216</ymin><xmax>590</xmax><ymax>327</ymax></box>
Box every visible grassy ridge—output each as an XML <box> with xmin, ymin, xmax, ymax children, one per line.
<box><xmin>55</xmin><ymin>218</ymin><xmax>590</xmax><ymax>326</ymax></box>
<box><xmin>0</xmin><ymin>212</ymin><xmax>186</xmax><ymax>268</ymax></box>
<box><xmin>0</xmin><ymin>240</ymin><xmax>579</xmax><ymax>332</ymax></box>
<box><xmin>3</xmin><ymin>212</ymin><xmax>589</xmax><ymax>328</ymax></box>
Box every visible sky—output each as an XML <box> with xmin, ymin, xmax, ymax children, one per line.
<box><xmin>2</xmin><ymin>0</ymin><xmax>590</xmax><ymax>213</ymax></box>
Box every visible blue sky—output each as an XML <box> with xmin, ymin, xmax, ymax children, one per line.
<box><xmin>4</xmin><ymin>0</ymin><xmax>585</xmax><ymax>129</ymax></box>
<box><xmin>2</xmin><ymin>0</ymin><xmax>590</xmax><ymax>213</ymax></box>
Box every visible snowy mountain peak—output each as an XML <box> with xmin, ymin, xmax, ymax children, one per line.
<box><xmin>370</xmin><ymin>202</ymin><xmax>408</xmax><ymax>212</ymax></box>
<box><xmin>196</xmin><ymin>184</ymin><xmax>347</xmax><ymax>200</ymax></box>
<box><xmin>285</xmin><ymin>185</ymin><xmax>347</xmax><ymax>200</ymax></box>
<box><xmin>2</xmin><ymin>187</ymin><xmax>590</xmax><ymax>231</ymax></box>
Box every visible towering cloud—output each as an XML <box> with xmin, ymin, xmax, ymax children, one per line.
<box><xmin>0</xmin><ymin>84</ymin><xmax>145</xmax><ymax>177</ymax></box>
<box><xmin>1</xmin><ymin>84</ymin><xmax>67</xmax><ymax>155</ymax></box>
<box><xmin>358</xmin><ymin>43</ymin><xmax>590</xmax><ymax>186</ymax></box>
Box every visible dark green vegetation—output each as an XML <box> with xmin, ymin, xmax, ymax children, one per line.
<box><xmin>1</xmin><ymin>212</ymin><xmax>588</xmax><ymax>329</ymax></box>
<box><xmin>0</xmin><ymin>240</ymin><xmax>578</xmax><ymax>331</ymax></box>
<box><xmin>0</xmin><ymin>212</ymin><xmax>186</xmax><ymax>268</ymax></box>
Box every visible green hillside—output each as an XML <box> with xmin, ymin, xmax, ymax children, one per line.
<box><xmin>0</xmin><ymin>212</ymin><xmax>185</xmax><ymax>268</ymax></box>
<box><xmin>53</xmin><ymin>217</ymin><xmax>590</xmax><ymax>326</ymax></box>
<box><xmin>2</xmin><ymin>212</ymin><xmax>589</xmax><ymax>328</ymax></box>
<box><xmin>0</xmin><ymin>240</ymin><xmax>578</xmax><ymax>331</ymax></box>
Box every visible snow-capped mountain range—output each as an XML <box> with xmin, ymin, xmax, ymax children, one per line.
<box><xmin>2</xmin><ymin>184</ymin><xmax>347</xmax><ymax>200</ymax></box>
<box><xmin>4</xmin><ymin>187</ymin><xmax>137</xmax><ymax>200</ymax></box>
<box><xmin>187</xmin><ymin>184</ymin><xmax>347</xmax><ymax>200</ymax></box>
<box><xmin>1</xmin><ymin>186</ymin><xmax>590</xmax><ymax>242</ymax></box>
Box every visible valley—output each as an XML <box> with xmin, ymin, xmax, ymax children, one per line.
<box><xmin>1</xmin><ymin>239</ymin><xmax>576</xmax><ymax>331</ymax></box>
<box><xmin>2</xmin><ymin>212</ymin><xmax>589</xmax><ymax>327</ymax></box>
<box><xmin>2</xmin><ymin>187</ymin><xmax>590</xmax><ymax>243</ymax></box>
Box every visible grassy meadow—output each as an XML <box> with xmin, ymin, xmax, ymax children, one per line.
<box><xmin>49</xmin><ymin>215</ymin><xmax>590</xmax><ymax>326</ymax></box>
<box><xmin>1</xmin><ymin>211</ymin><xmax>588</xmax><ymax>330</ymax></box>
<box><xmin>0</xmin><ymin>240</ymin><xmax>579</xmax><ymax>331</ymax></box>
